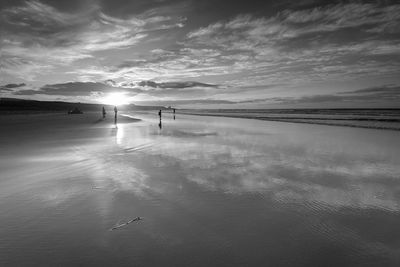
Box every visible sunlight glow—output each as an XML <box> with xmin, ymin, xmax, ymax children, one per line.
<box><xmin>100</xmin><ymin>92</ymin><xmax>130</xmax><ymax>106</ymax></box>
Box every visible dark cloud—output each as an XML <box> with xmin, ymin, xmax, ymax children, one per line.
<box><xmin>0</xmin><ymin>83</ymin><xmax>26</xmax><ymax>91</ymax></box>
<box><xmin>339</xmin><ymin>84</ymin><xmax>400</xmax><ymax>96</ymax></box>
<box><xmin>6</xmin><ymin>83</ymin><xmax>26</xmax><ymax>88</ymax></box>
<box><xmin>137</xmin><ymin>80</ymin><xmax>218</xmax><ymax>89</ymax></box>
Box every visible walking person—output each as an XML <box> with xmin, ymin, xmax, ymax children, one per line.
<box><xmin>102</xmin><ymin>106</ymin><xmax>106</xmax><ymax>119</ymax></box>
<box><xmin>114</xmin><ymin>106</ymin><xmax>118</xmax><ymax>124</ymax></box>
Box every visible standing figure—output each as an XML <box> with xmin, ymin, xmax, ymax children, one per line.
<box><xmin>158</xmin><ymin>110</ymin><xmax>162</xmax><ymax>119</ymax></box>
<box><xmin>173</xmin><ymin>108</ymin><xmax>176</xmax><ymax>114</ymax></box>
<box><xmin>114</xmin><ymin>106</ymin><xmax>118</xmax><ymax>124</ymax></box>
<box><xmin>102</xmin><ymin>106</ymin><xmax>106</xmax><ymax>119</ymax></box>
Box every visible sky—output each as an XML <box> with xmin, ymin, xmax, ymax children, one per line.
<box><xmin>1</xmin><ymin>0</ymin><xmax>400</xmax><ymax>108</ymax></box>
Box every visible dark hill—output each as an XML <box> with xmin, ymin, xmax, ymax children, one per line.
<box><xmin>0</xmin><ymin>98</ymin><xmax>166</xmax><ymax>114</ymax></box>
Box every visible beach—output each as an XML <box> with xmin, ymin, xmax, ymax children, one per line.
<box><xmin>1</xmin><ymin>112</ymin><xmax>400</xmax><ymax>266</ymax></box>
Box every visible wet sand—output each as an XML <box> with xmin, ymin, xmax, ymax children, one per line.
<box><xmin>0</xmin><ymin>112</ymin><xmax>399</xmax><ymax>266</ymax></box>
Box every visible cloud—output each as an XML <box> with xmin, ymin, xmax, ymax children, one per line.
<box><xmin>163</xmin><ymin>130</ymin><xmax>400</xmax><ymax>211</ymax></box>
<box><xmin>104</xmin><ymin>79</ymin><xmax>117</xmax><ymax>87</ymax></box>
<box><xmin>281</xmin><ymin>3</ymin><xmax>400</xmax><ymax>33</ymax></box>
<box><xmin>187</xmin><ymin>3</ymin><xmax>400</xmax><ymax>45</ymax></box>
<box><xmin>183</xmin><ymin>2</ymin><xmax>400</xmax><ymax>83</ymax></box>
<box><xmin>1</xmin><ymin>57</ymin><xmax>53</xmax><ymax>81</ymax></box>
<box><xmin>85</xmin><ymin>2</ymin><xmax>400</xmax><ymax>91</ymax></box>
<box><xmin>14</xmin><ymin>82</ymin><xmax>141</xmax><ymax>97</ymax></box>
<box><xmin>100</xmin><ymin>47</ymin><xmax>229</xmax><ymax>82</ymax></box>
<box><xmin>3</xmin><ymin>0</ymin><xmax>400</xmax><ymax>107</ymax></box>
<box><xmin>0</xmin><ymin>0</ymin><xmax>185</xmax><ymax>79</ymax></box>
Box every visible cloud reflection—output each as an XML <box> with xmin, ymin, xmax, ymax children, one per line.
<box><xmin>7</xmin><ymin>115</ymin><xmax>399</xmax><ymax>214</ymax></box>
<box><xmin>141</xmin><ymin>123</ymin><xmax>400</xmax><ymax>212</ymax></box>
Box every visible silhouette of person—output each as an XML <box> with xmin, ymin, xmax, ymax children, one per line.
<box><xmin>114</xmin><ymin>106</ymin><xmax>118</xmax><ymax>124</ymax></box>
<box><xmin>158</xmin><ymin>109</ymin><xmax>162</xmax><ymax>119</ymax></box>
<box><xmin>102</xmin><ymin>106</ymin><xmax>106</xmax><ymax>119</ymax></box>
<box><xmin>173</xmin><ymin>108</ymin><xmax>176</xmax><ymax>114</ymax></box>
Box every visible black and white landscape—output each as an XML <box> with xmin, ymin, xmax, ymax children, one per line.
<box><xmin>1</xmin><ymin>1</ymin><xmax>400</xmax><ymax>266</ymax></box>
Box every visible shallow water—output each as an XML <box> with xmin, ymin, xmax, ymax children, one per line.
<box><xmin>180</xmin><ymin>109</ymin><xmax>400</xmax><ymax>130</ymax></box>
<box><xmin>1</xmin><ymin>112</ymin><xmax>400</xmax><ymax>266</ymax></box>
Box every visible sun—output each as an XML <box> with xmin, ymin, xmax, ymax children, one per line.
<box><xmin>100</xmin><ymin>92</ymin><xmax>130</xmax><ymax>106</ymax></box>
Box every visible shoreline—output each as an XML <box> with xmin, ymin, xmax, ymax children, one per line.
<box><xmin>179</xmin><ymin>112</ymin><xmax>400</xmax><ymax>131</ymax></box>
<box><xmin>2</xmin><ymin>109</ymin><xmax>400</xmax><ymax>131</ymax></box>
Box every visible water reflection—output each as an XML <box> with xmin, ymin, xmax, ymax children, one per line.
<box><xmin>181</xmin><ymin>146</ymin><xmax>396</xmax><ymax>211</ymax></box>
<box><xmin>116</xmin><ymin>126</ymin><xmax>124</xmax><ymax>145</ymax></box>
<box><xmin>16</xmin><ymin>113</ymin><xmax>398</xmax><ymax>212</ymax></box>
<box><xmin>114</xmin><ymin>113</ymin><xmax>400</xmax><ymax>212</ymax></box>
<box><xmin>105</xmin><ymin>114</ymin><xmax>400</xmax><ymax>264</ymax></box>
<box><xmin>2</xmin><ymin>112</ymin><xmax>400</xmax><ymax>266</ymax></box>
